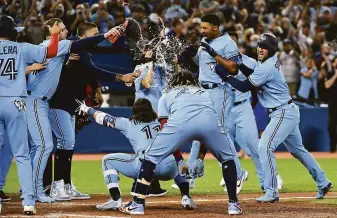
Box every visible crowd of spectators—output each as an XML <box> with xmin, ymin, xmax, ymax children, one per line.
<box><xmin>2</xmin><ymin>0</ymin><xmax>337</xmax><ymax>103</ymax></box>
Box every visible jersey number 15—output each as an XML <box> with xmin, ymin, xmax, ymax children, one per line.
<box><xmin>0</xmin><ymin>58</ymin><xmax>18</xmax><ymax>80</ymax></box>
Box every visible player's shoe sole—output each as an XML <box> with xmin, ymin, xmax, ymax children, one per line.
<box><xmin>23</xmin><ymin>205</ymin><xmax>36</xmax><ymax>215</ymax></box>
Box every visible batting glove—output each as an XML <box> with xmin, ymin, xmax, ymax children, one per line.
<box><xmin>200</xmin><ymin>42</ymin><xmax>218</xmax><ymax>57</ymax></box>
<box><xmin>190</xmin><ymin>159</ymin><xmax>204</xmax><ymax>178</ymax></box>
<box><xmin>75</xmin><ymin>99</ymin><xmax>91</xmax><ymax>116</ymax></box>
<box><xmin>177</xmin><ymin>160</ymin><xmax>190</xmax><ymax>179</ymax></box>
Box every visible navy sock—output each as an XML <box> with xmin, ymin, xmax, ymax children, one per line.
<box><xmin>109</xmin><ymin>187</ymin><xmax>121</xmax><ymax>201</ymax></box>
<box><xmin>178</xmin><ymin>182</ymin><xmax>190</xmax><ymax>197</ymax></box>
<box><xmin>222</xmin><ymin>160</ymin><xmax>238</xmax><ymax>202</ymax></box>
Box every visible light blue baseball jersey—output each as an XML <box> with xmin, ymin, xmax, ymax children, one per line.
<box><xmin>248</xmin><ymin>54</ymin><xmax>291</xmax><ymax>108</ymax></box>
<box><xmin>27</xmin><ymin>40</ymin><xmax>72</xmax><ymax>98</ymax></box>
<box><xmin>158</xmin><ymin>86</ymin><xmax>216</xmax><ymax>125</ymax></box>
<box><xmin>0</xmin><ymin>40</ymin><xmax>46</xmax><ymax>97</ymax></box>
<box><xmin>135</xmin><ymin>64</ymin><xmax>165</xmax><ymax>113</ymax></box>
<box><xmin>234</xmin><ymin>54</ymin><xmax>257</xmax><ymax>102</ymax></box>
<box><xmin>297</xmin><ymin>67</ymin><xmax>319</xmax><ymax>99</ymax></box>
<box><xmin>197</xmin><ymin>33</ymin><xmax>240</xmax><ymax>84</ymax></box>
<box><xmin>103</xmin><ymin>114</ymin><xmax>161</xmax><ymax>154</ymax></box>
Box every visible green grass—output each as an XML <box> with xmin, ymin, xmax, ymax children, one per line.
<box><xmin>4</xmin><ymin>158</ymin><xmax>337</xmax><ymax>195</ymax></box>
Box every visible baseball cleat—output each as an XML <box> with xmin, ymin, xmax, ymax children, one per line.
<box><xmin>23</xmin><ymin>205</ymin><xmax>36</xmax><ymax>215</ymax></box>
<box><xmin>316</xmin><ymin>182</ymin><xmax>333</xmax><ymax>199</ymax></box>
<box><xmin>236</xmin><ymin>170</ymin><xmax>248</xmax><ymax>194</ymax></box>
<box><xmin>228</xmin><ymin>201</ymin><xmax>242</xmax><ymax>215</ymax></box>
<box><xmin>50</xmin><ymin>180</ymin><xmax>71</xmax><ymax>201</ymax></box>
<box><xmin>147</xmin><ymin>188</ymin><xmax>167</xmax><ymax>197</ymax></box>
<box><xmin>96</xmin><ymin>198</ymin><xmax>122</xmax><ymax>210</ymax></box>
<box><xmin>119</xmin><ymin>201</ymin><xmax>144</xmax><ymax>215</ymax></box>
<box><xmin>277</xmin><ymin>174</ymin><xmax>284</xmax><ymax>190</ymax></box>
<box><xmin>220</xmin><ymin>178</ymin><xmax>225</xmax><ymax>187</ymax></box>
<box><xmin>65</xmin><ymin>184</ymin><xmax>91</xmax><ymax>200</ymax></box>
<box><xmin>181</xmin><ymin>195</ymin><xmax>197</xmax><ymax>210</ymax></box>
<box><xmin>224</xmin><ymin>170</ymin><xmax>249</xmax><ymax>194</ymax></box>
<box><xmin>35</xmin><ymin>193</ymin><xmax>55</xmax><ymax>203</ymax></box>
<box><xmin>256</xmin><ymin>194</ymin><xmax>279</xmax><ymax>203</ymax></box>
<box><xmin>0</xmin><ymin>190</ymin><xmax>11</xmax><ymax>202</ymax></box>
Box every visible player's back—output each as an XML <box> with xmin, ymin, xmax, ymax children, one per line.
<box><xmin>115</xmin><ymin>117</ymin><xmax>161</xmax><ymax>154</ymax></box>
<box><xmin>0</xmin><ymin>40</ymin><xmax>31</xmax><ymax>97</ymax></box>
<box><xmin>27</xmin><ymin>39</ymin><xmax>71</xmax><ymax>98</ymax></box>
<box><xmin>162</xmin><ymin>86</ymin><xmax>216</xmax><ymax>124</ymax></box>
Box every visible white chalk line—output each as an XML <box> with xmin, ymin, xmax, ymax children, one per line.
<box><xmin>3</xmin><ymin>195</ymin><xmax>337</xmax><ymax>209</ymax></box>
<box><xmin>0</xmin><ymin>215</ymin><xmax>129</xmax><ymax>218</ymax></box>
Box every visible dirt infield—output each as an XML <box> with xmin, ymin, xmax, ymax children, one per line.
<box><xmin>2</xmin><ymin>192</ymin><xmax>337</xmax><ymax>217</ymax></box>
<box><xmin>72</xmin><ymin>152</ymin><xmax>337</xmax><ymax>161</ymax></box>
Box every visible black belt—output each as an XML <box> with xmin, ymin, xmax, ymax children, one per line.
<box><xmin>268</xmin><ymin>100</ymin><xmax>293</xmax><ymax>113</ymax></box>
<box><xmin>27</xmin><ymin>90</ymin><xmax>50</xmax><ymax>103</ymax></box>
<box><xmin>233</xmin><ymin>99</ymin><xmax>248</xmax><ymax>106</ymax></box>
<box><xmin>201</xmin><ymin>83</ymin><xmax>219</xmax><ymax>89</ymax></box>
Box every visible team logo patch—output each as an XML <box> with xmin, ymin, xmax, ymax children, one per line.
<box><xmin>207</xmin><ymin>62</ymin><xmax>217</xmax><ymax>71</ymax></box>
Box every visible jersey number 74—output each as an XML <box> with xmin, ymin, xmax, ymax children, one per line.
<box><xmin>0</xmin><ymin>58</ymin><xmax>18</xmax><ymax>80</ymax></box>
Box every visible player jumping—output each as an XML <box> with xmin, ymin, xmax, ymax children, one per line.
<box><xmin>215</xmin><ymin>32</ymin><xmax>333</xmax><ymax>202</ymax></box>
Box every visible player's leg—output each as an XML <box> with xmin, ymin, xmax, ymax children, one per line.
<box><xmin>0</xmin><ymin>139</ymin><xmax>13</xmax><ymax>202</ymax></box>
<box><xmin>26</xmin><ymin>98</ymin><xmax>55</xmax><ymax>203</ymax></box>
<box><xmin>97</xmin><ymin>153</ymin><xmax>138</xmax><ymax>210</ymax></box>
<box><xmin>3</xmin><ymin>98</ymin><xmax>36</xmax><ymax>214</ymax></box>
<box><xmin>49</xmin><ymin>109</ymin><xmax>90</xmax><ymax>200</ymax></box>
<box><xmin>121</xmin><ymin>124</ymin><xmax>195</xmax><ymax>215</ymax></box>
<box><xmin>197</xmin><ymin>109</ymin><xmax>241</xmax><ymax>215</ymax></box>
<box><xmin>257</xmin><ymin>108</ymin><xmax>295</xmax><ymax>202</ymax></box>
<box><xmin>205</xmin><ymin>87</ymin><xmax>246</xmax><ymax>181</ymax></box>
<box><xmin>236</xmin><ymin>103</ymin><xmax>264</xmax><ymax>188</ymax></box>
<box><xmin>43</xmin><ymin>153</ymin><xmax>53</xmax><ymax>195</ymax></box>
<box><xmin>283</xmin><ymin>107</ymin><xmax>332</xmax><ymax>199</ymax></box>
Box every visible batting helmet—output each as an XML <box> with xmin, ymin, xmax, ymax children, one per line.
<box><xmin>257</xmin><ymin>33</ymin><xmax>279</xmax><ymax>57</ymax></box>
<box><xmin>0</xmin><ymin>16</ymin><xmax>24</xmax><ymax>41</ymax></box>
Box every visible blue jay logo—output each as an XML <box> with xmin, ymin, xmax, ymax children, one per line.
<box><xmin>207</xmin><ymin>62</ymin><xmax>217</xmax><ymax>71</ymax></box>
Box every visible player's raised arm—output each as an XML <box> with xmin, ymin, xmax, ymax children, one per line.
<box><xmin>75</xmin><ymin>99</ymin><xmax>129</xmax><ymax>132</ymax></box>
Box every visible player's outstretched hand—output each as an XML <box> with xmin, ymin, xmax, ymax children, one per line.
<box><xmin>122</xmin><ymin>72</ymin><xmax>139</xmax><ymax>83</ymax></box>
<box><xmin>48</xmin><ymin>21</ymin><xmax>63</xmax><ymax>35</ymax></box>
<box><xmin>75</xmin><ymin>99</ymin><xmax>91</xmax><ymax>116</ymax></box>
<box><xmin>200</xmin><ymin>42</ymin><xmax>218</xmax><ymax>57</ymax></box>
<box><xmin>190</xmin><ymin>159</ymin><xmax>204</xmax><ymax>178</ymax></box>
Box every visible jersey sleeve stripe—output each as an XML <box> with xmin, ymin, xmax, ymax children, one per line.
<box><xmin>42</xmin><ymin>47</ymin><xmax>47</xmax><ymax>63</ymax></box>
<box><xmin>67</xmin><ymin>41</ymin><xmax>73</xmax><ymax>55</ymax></box>
<box><xmin>248</xmin><ymin>76</ymin><xmax>258</xmax><ymax>87</ymax></box>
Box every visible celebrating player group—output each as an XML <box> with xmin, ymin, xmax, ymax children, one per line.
<box><xmin>0</xmin><ymin>10</ymin><xmax>333</xmax><ymax>217</ymax></box>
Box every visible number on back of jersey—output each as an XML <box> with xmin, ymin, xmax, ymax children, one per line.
<box><xmin>0</xmin><ymin>58</ymin><xmax>18</xmax><ymax>80</ymax></box>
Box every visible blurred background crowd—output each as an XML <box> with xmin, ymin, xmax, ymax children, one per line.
<box><xmin>2</xmin><ymin>0</ymin><xmax>337</xmax><ymax>104</ymax></box>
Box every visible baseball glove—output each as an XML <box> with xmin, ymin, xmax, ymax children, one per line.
<box><xmin>75</xmin><ymin>113</ymin><xmax>92</xmax><ymax>133</ymax></box>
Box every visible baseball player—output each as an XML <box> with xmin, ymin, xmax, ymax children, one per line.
<box><xmin>221</xmin><ymin>32</ymin><xmax>283</xmax><ymax>191</ymax></box>
<box><xmin>0</xmin><ymin>15</ymin><xmax>62</xmax><ymax>215</ymax></box>
<box><xmin>215</xmin><ymin>33</ymin><xmax>332</xmax><ymax>202</ymax></box>
<box><xmin>118</xmin><ymin>71</ymin><xmax>242</xmax><ymax>215</ymax></box>
<box><xmin>44</xmin><ymin>22</ymin><xmax>138</xmax><ymax>201</ymax></box>
<box><xmin>182</xmin><ymin>13</ymin><xmax>247</xmax><ymax>192</ymax></box>
<box><xmin>77</xmin><ymin>98</ymin><xmax>196</xmax><ymax>211</ymax></box>
<box><xmin>26</xmin><ymin>18</ymin><xmax>123</xmax><ymax>203</ymax></box>
<box><xmin>133</xmin><ymin>61</ymin><xmax>169</xmax><ymax>196</ymax></box>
